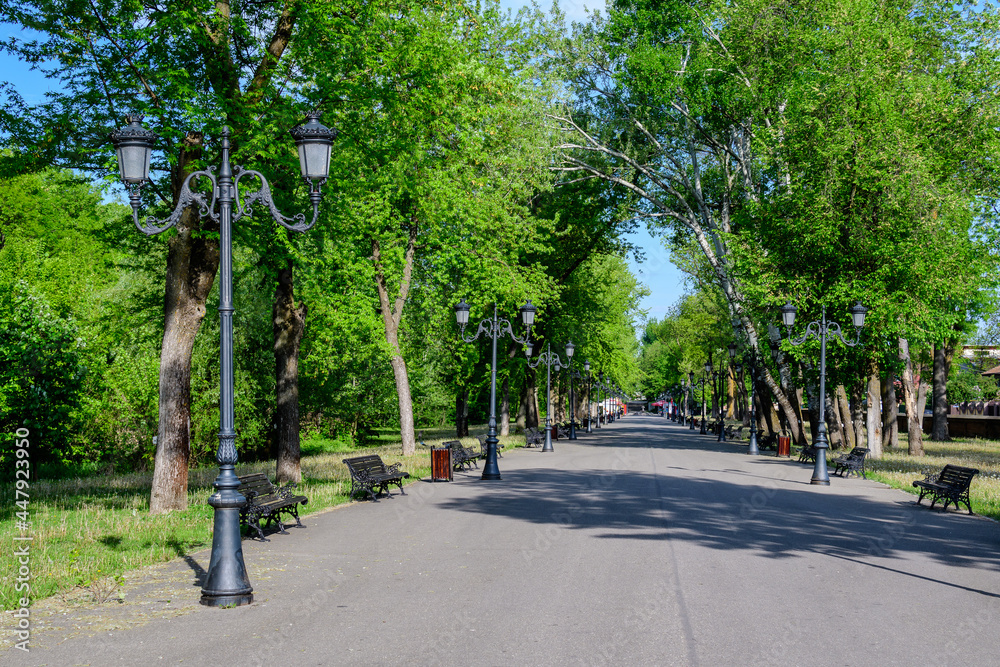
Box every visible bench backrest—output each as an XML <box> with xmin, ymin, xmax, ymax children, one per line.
<box><xmin>440</xmin><ymin>440</ymin><xmax>462</xmax><ymax>449</ymax></box>
<box><xmin>238</xmin><ymin>472</ymin><xmax>277</xmax><ymax>499</ymax></box>
<box><xmin>847</xmin><ymin>447</ymin><xmax>869</xmax><ymax>459</ymax></box>
<box><xmin>938</xmin><ymin>464</ymin><xmax>979</xmax><ymax>489</ymax></box>
<box><xmin>343</xmin><ymin>455</ymin><xmax>389</xmax><ymax>476</ymax></box>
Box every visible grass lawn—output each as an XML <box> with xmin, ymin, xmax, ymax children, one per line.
<box><xmin>0</xmin><ymin>425</ymin><xmax>520</xmax><ymax>610</ymax></box>
<box><xmin>862</xmin><ymin>437</ymin><xmax>1000</xmax><ymax>519</ymax></box>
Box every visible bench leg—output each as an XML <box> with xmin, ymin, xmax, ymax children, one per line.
<box><xmin>247</xmin><ymin>513</ymin><xmax>268</xmax><ymax>542</ymax></box>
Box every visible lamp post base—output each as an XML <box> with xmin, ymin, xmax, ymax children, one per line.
<box><xmin>811</xmin><ymin>430</ymin><xmax>831</xmax><ymax>485</ymax></box>
<box><xmin>481</xmin><ymin>436</ymin><xmax>502</xmax><ymax>480</ymax></box>
<box><xmin>200</xmin><ymin>470</ymin><xmax>253</xmax><ymax>608</ymax></box>
<box><xmin>542</xmin><ymin>422</ymin><xmax>554</xmax><ymax>452</ymax></box>
<box><xmin>569</xmin><ymin>421</ymin><xmax>577</xmax><ymax>440</ymax></box>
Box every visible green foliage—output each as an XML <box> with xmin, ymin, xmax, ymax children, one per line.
<box><xmin>0</xmin><ymin>287</ymin><xmax>86</xmax><ymax>464</ymax></box>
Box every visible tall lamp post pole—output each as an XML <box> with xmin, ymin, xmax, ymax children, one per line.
<box><xmin>688</xmin><ymin>373</ymin><xmax>697</xmax><ymax>430</ymax></box>
<box><xmin>526</xmin><ymin>341</ymin><xmax>571</xmax><ymax>452</ymax></box>
<box><xmin>780</xmin><ymin>301</ymin><xmax>867</xmax><ymax>485</ymax></box>
<box><xmin>566</xmin><ymin>342</ymin><xmax>579</xmax><ymax>440</ymax></box>
<box><xmin>110</xmin><ymin>111</ymin><xmax>336</xmax><ymax>608</ymax></box>
<box><xmin>583</xmin><ymin>360</ymin><xmax>593</xmax><ymax>433</ymax></box>
<box><xmin>596</xmin><ymin>372</ymin><xmax>604</xmax><ymax>427</ymax></box>
<box><xmin>700</xmin><ymin>357</ymin><xmax>712</xmax><ymax>434</ymax></box>
<box><xmin>455</xmin><ymin>300</ymin><xmax>536</xmax><ymax>479</ymax></box>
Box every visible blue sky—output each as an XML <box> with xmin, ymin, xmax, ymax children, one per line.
<box><xmin>0</xmin><ymin>2</ymin><xmax>688</xmax><ymax>322</ymax></box>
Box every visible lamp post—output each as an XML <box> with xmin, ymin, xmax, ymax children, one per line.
<box><xmin>566</xmin><ymin>342</ymin><xmax>579</xmax><ymax>440</ymax></box>
<box><xmin>780</xmin><ymin>301</ymin><xmax>867</xmax><ymax>485</ymax></box>
<box><xmin>526</xmin><ymin>341</ymin><xmax>571</xmax><ymax>452</ymax></box>
<box><xmin>687</xmin><ymin>373</ymin><xmax>696</xmax><ymax>429</ymax></box>
<box><xmin>596</xmin><ymin>372</ymin><xmax>604</xmax><ymax>427</ymax></box>
<box><xmin>583</xmin><ymin>360</ymin><xmax>594</xmax><ymax>433</ymax></box>
<box><xmin>455</xmin><ymin>300</ymin><xmax>536</xmax><ymax>478</ymax></box>
<box><xmin>700</xmin><ymin>358</ymin><xmax>712</xmax><ymax>434</ymax></box>
<box><xmin>110</xmin><ymin>111</ymin><xmax>335</xmax><ymax>608</ymax></box>
<box><xmin>732</xmin><ymin>342</ymin><xmax>763</xmax><ymax>456</ymax></box>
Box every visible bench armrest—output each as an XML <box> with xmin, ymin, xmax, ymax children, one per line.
<box><xmin>276</xmin><ymin>482</ymin><xmax>298</xmax><ymax>500</ymax></box>
<box><xmin>385</xmin><ymin>462</ymin><xmax>403</xmax><ymax>476</ymax></box>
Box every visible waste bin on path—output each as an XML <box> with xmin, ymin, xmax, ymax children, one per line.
<box><xmin>431</xmin><ymin>447</ymin><xmax>452</xmax><ymax>482</ymax></box>
<box><xmin>777</xmin><ymin>435</ymin><xmax>791</xmax><ymax>457</ymax></box>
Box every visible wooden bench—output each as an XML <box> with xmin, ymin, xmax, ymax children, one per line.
<box><xmin>442</xmin><ymin>440</ymin><xmax>478</xmax><ymax>471</ymax></box>
<box><xmin>524</xmin><ymin>427</ymin><xmax>543</xmax><ymax>448</ymax></box>
<box><xmin>831</xmin><ymin>447</ymin><xmax>869</xmax><ymax>478</ymax></box>
<box><xmin>237</xmin><ymin>472</ymin><xmax>308</xmax><ymax>541</ymax></box>
<box><xmin>913</xmin><ymin>464</ymin><xmax>979</xmax><ymax>513</ymax></box>
<box><xmin>343</xmin><ymin>455</ymin><xmax>411</xmax><ymax>502</ymax></box>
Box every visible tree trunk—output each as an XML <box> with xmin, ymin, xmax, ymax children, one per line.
<box><xmin>836</xmin><ymin>385</ymin><xmax>856</xmax><ymax>450</ymax></box>
<box><xmin>881</xmin><ymin>369</ymin><xmax>898</xmax><ymax>450</ymax></box>
<box><xmin>849</xmin><ymin>383</ymin><xmax>865</xmax><ymax>448</ymax></box>
<box><xmin>516</xmin><ymin>382</ymin><xmax>527</xmax><ymax>429</ymax></box>
<box><xmin>372</xmin><ymin>231</ymin><xmax>418</xmax><ymax>456</ymax></box>
<box><xmin>931</xmin><ymin>343</ymin><xmax>952</xmax><ymax>441</ymax></box>
<box><xmin>899</xmin><ymin>337</ymin><xmax>924</xmax><ymax>456</ymax></box>
<box><xmin>529</xmin><ymin>378</ymin><xmax>540</xmax><ymax>428</ymax></box>
<box><xmin>824</xmin><ymin>392</ymin><xmax>844</xmax><ymax>450</ymax></box>
<box><xmin>499</xmin><ymin>375</ymin><xmax>510</xmax><ymax>436</ymax></box>
<box><xmin>273</xmin><ymin>258</ymin><xmax>306</xmax><ymax>484</ymax></box>
<box><xmin>866</xmin><ymin>372</ymin><xmax>882</xmax><ymax>458</ymax></box>
<box><xmin>519</xmin><ymin>368</ymin><xmax>539</xmax><ymax>429</ymax></box>
<box><xmin>456</xmin><ymin>387</ymin><xmax>469</xmax><ymax>437</ymax></box>
<box><xmin>151</xmin><ymin>134</ymin><xmax>219</xmax><ymax>515</ymax></box>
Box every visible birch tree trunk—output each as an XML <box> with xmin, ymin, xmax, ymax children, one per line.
<box><xmin>866</xmin><ymin>372</ymin><xmax>883</xmax><ymax>458</ymax></box>
<box><xmin>499</xmin><ymin>375</ymin><xmax>510</xmax><ymax>437</ymax></box>
<box><xmin>372</xmin><ymin>229</ymin><xmax>418</xmax><ymax>456</ymax></box>
<box><xmin>899</xmin><ymin>337</ymin><xmax>924</xmax><ymax>456</ymax></box>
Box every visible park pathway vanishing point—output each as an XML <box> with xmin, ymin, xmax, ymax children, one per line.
<box><xmin>5</xmin><ymin>415</ymin><xmax>1000</xmax><ymax>666</ymax></box>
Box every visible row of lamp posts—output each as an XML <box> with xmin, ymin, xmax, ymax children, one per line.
<box><xmin>685</xmin><ymin>302</ymin><xmax>867</xmax><ymax>487</ymax></box>
<box><xmin>454</xmin><ymin>302</ymin><xmax>627</xmax><ymax>466</ymax></box>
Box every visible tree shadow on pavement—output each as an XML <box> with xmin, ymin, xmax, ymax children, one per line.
<box><xmin>437</xmin><ymin>445</ymin><xmax>1000</xmax><ymax>597</ymax></box>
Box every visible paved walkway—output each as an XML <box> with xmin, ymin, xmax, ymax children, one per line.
<box><xmin>6</xmin><ymin>416</ymin><xmax>1000</xmax><ymax>666</ymax></box>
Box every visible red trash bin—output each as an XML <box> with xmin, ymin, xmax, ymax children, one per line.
<box><xmin>777</xmin><ymin>435</ymin><xmax>791</xmax><ymax>457</ymax></box>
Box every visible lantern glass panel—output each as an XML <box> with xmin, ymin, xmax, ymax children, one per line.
<box><xmin>851</xmin><ymin>302</ymin><xmax>867</xmax><ymax>328</ymax></box>
<box><xmin>781</xmin><ymin>301</ymin><xmax>797</xmax><ymax>328</ymax></box>
<box><xmin>118</xmin><ymin>143</ymin><xmax>152</xmax><ymax>183</ymax></box>
<box><xmin>298</xmin><ymin>141</ymin><xmax>332</xmax><ymax>181</ymax></box>
<box><xmin>520</xmin><ymin>300</ymin><xmax>536</xmax><ymax>327</ymax></box>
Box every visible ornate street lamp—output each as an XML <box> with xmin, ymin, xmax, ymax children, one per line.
<box><xmin>526</xmin><ymin>340</ymin><xmax>572</xmax><ymax>452</ymax></box>
<box><xmin>731</xmin><ymin>341</ymin><xmax>763</xmax><ymax>456</ymax></box>
<box><xmin>110</xmin><ymin>111</ymin><xmax>335</xmax><ymax>608</ymax></box>
<box><xmin>701</xmin><ymin>358</ymin><xmax>712</xmax><ymax>434</ymax></box>
<box><xmin>456</xmin><ymin>300</ymin><xmax>535</xmax><ymax>478</ymax></box>
<box><xmin>780</xmin><ymin>301</ymin><xmax>867</xmax><ymax>485</ymax></box>
<box><xmin>565</xmin><ymin>341</ymin><xmax>579</xmax><ymax>440</ymax></box>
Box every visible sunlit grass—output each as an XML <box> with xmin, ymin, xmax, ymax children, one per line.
<box><xmin>854</xmin><ymin>438</ymin><xmax>1000</xmax><ymax>520</ymax></box>
<box><xmin>0</xmin><ymin>426</ymin><xmax>521</xmax><ymax>610</ymax></box>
